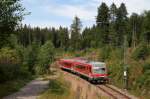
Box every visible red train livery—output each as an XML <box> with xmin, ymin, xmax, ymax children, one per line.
<box><xmin>58</xmin><ymin>58</ymin><xmax>108</xmax><ymax>83</ymax></box>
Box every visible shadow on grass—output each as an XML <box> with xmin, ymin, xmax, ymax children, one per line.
<box><xmin>48</xmin><ymin>79</ymin><xmax>66</xmax><ymax>95</ymax></box>
<box><xmin>0</xmin><ymin>78</ymin><xmax>32</xmax><ymax>98</ymax></box>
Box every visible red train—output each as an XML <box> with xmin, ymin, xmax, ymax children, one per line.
<box><xmin>58</xmin><ymin>58</ymin><xmax>108</xmax><ymax>83</ymax></box>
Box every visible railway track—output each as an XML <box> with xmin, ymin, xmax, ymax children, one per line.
<box><xmin>97</xmin><ymin>84</ymin><xmax>132</xmax><ymax>99</ymax></box>
<box><xmin>61</xmin><ymin>69</ymin><xmax>135</xmax><ymax>99</ymax></box>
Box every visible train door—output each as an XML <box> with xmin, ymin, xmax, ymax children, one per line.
<box><xmin>85</xmin><ymin>65</ymin><xmax>90</xmax><ymax>75</ymax></box>
<box><xmin>75</xmin><ymin>63</ymin><xmax>86</xmax><ymax>74</ymax></box>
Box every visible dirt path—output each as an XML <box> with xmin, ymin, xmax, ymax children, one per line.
<box><xmin>3</xmin><ymin>78</ymin><xmax>49</xmax><ymax>99</ymax></box>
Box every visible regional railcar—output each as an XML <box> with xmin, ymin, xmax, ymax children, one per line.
<box><xmin>58</xmin><ymin>58</ymin><xmax>108</xmax><ymax>83</ymax></box>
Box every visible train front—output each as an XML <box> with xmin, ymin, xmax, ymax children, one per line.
<box><xmin>90</xmin><ymin>62</ymin><xmax>108</xmax><ymax>83</ymax></box>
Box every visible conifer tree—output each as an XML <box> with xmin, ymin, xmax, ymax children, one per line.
<box><xmin>96</xmin><ymin>2</ymin><xmax>110</xmax><ymax>45</ymax></box>
<box><xmin>142</xmin><ymin>11</ymin><xmax>150</xmax><ymax>44</ymax></box>
<box><xmin>115</xmin><ymin>3</ymin><xmax>128</xmax><ymax>47</ymax></box>
<box><xmin>129</xmin><ymin>13</ymin><xmax>143</xmax><ymax>47</ymax></box>
<box><xmin>109</xmin><ymin>3</ymin><xmax>118</xmax><ymax>46</ymax></box>
<box><xmin>70</xmin><ymin>16</ymin><xmax>82</xmax><ymax>50</ymax></box>
<box><xmin>59</xmin><ymin>27</ymin><xmax>69</xmax><ymax>50</ymax></box>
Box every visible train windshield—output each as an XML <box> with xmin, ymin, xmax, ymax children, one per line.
<box><xmin>92</xmin><ymin>64</ymin><xmax>106</xmax><ymax>74</ymax></box>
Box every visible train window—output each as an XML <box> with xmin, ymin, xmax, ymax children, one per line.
<box><xmin>93</xmin><ymin>67</ymin><xmax>106</xmax><ymax>74</ymax></box>
<box><xmin>76</xmin><ymin>65</ymin><xmax>85</xmax><ymax>70</ymax></box>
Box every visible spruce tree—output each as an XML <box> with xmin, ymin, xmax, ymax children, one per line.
<box><xmin>82</xmin><ymin>27</ymin><xmax>92</xmax><ymax>49</ymax></box>
<box><xmin>96</xmin><ymin>2</ymin><xmax>110</xmax><ymax>45</ymax></box>
<box><xmin>129</xmin><ymin>13</ymin><xmax>143</xmax><ymax>47</ymax></box>
<box><xmin>70</xmin><ymin>16</ymin><xmax>82</xmax><ymax>50</ymax></box>
<box><xmin>109</xmin><ymin>3</ymin><xmax>118</xmax><ymax>46</ymax></box>
<box><xmin>115</xmin><ymin>3</ymin><xmax>128</xmax><ymax>47</ymax></box>
<box><xmin>142</xmin><ymin>11</ymin><xmax>150</xmax><ymax>44</ymax></box>
<box><xmin>59</xmin><ymin>27</ymin><xmax>69</xmax><ymax>50</ymax></box>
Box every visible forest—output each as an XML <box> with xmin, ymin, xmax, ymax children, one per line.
<box><xmin>0</xmin><ymin>0</ymin><xmax>150</xmax><ymax>98</ymax></box>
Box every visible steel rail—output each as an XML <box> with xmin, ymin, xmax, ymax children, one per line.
<box><xmin>96</xmin><ymin>85</ymin><xmax>131</xmax><ymax>99</ymax></box>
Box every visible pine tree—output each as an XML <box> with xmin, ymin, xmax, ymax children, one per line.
<box><xmin>109</xmin><ymin>3</ymin><xmax>118</xmax><ymax>46</ymax></box>
<box><xmin>96</xmin><ymin>2</ymin><xmax>110</xmax><ymax>45</ymax></box>
<box><xmin>82</xmin><ymin>27</ymin><xmax>91</xmax><ymax>49</ymax></box>
<box><xmin>70</xmin><ymin>16</ymin><xmax>82</xmax><ymax>50</ymax></box>
<box><xmin>142</xmin><ymin>11</ymin><xmax>150</xmax><ymax>44</ymax></box>
<box><xmin>129</xmin><ymin>13</ymin><xmax>143</xmax><ymax>47</ymax></box>
<box><xmin>51</xmin><ymin>28</ymin><xmax>60</xmax><ymax>48</ymax></box>
<box><xmin>115</xmin><ymin>3</ymin><xmax>128</xmax><ymax>47</ymax></box>
<box><xmin>59</xmin><ymin>27</ymin><xmax>69</xmax><ymax>50</ymax></box>
<box><xmin>110</xmin><ymin>3</ymin><xmax>117</xmax><ymax>22</ymax></box>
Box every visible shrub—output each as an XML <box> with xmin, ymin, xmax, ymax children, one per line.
<box><xmin>0</xmin><ymin>47</ymin><xmax>20</xmax><ymax>64</ymax></box>
<box><xmin>99</xmin><ymin>46</ymin><xmax>112</xmax><ymax>61</ymax></box>
<box><xmin>132</xmin><ymin>44</ymin><xmax>150</xmax><ymax>60</ymax></box>
<box><xmin>0</xmin><ymin>47</ymin><xmax>30</xmax><ymax>83</ymax></box>
<box><xmin>35</xmin><ymin>41</ymin><xmax>55</xmax><ymax>75</ymax></box>
<box><xmin>0</xmin><ymin>63</ymin><xmax>19</xmax><ymax>82</ymax></box>
<box><xmin>143</xmin><ymin>63</ymin><xmax>150</xmax><ymax>72</ymax></box>
<box><xmin>136</xmin><ymin>70</ymin><xmax>150</xmax><ymax>90</ymax></box>
<box><xmin>23</xmin><ymin>42</ymin><xmax>39</xmax><ymax>74</ymax></box>
<box><xmin>48</xmin><ymin>79</ymin><xmax>65</xmax><ymax>95</ymax></box>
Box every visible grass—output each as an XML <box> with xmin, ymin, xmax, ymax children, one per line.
<box><xmin>38</xmin><ymin>73</ymin><xmax>75</xmax><ymax>99</ymax></box>
<box><xmin>0</xmin><ymin>78</ymin><xmax>32</xmax><ymax>98</ymax></box>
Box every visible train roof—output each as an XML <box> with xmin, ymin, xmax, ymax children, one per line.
<box><xmin>60</xmin><ymin>58</ymin><xmax>106</xmax><ymax>67</ymax></box>
<box><xmin>89</xmin><ymin>61</ymin><xmax>106</xmax><ymax>67</ymax></box>
<box><xmin>89</xmin><ymin>61</ymin><xmax>105</xmax><ymax>65</ymax></box>
<box><xmin>60</xmin><ymin>58</ymin><xmax>88</xmax><ymax>63</ymax></box>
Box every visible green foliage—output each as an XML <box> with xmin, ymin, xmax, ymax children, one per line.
<box><xmin>0</xmin><ymin>47</ymin><xmax>20</xmax><ymax>63</ymax></box>
<box><xmin>0</xmin><ymin>63</ymin><xmax>20</xmax><ymax>82</ymax></box>
<box><xmin>99</xmin><ymin>46</ymin><xmax>111</xmax><ymax>61</ymax></box>
<box><xmin>0</xmin><ymin>47</ymin><xmax>30</xmax><ymax>83</ymax></box>
<box><xmin>96</xmin><ymin>2</ymin><xmax>110</xmax><ymax>45</ymax></box>
<box><xmin>132</xmin><ymin>44</ymin><xmax>150</xmax><ymax>60</ymax></box>
<box><xmin>0</xmin><ymin>79</ymin><xmax>32</xmax><ymax>98</ymax></box>
<box><xmin>115</xmin><ymin>3</ymin><xmax>128</xmax><ymax>46</ymax></box>
<box><xmin>48</xmin><ymin>79</ymin><xmax>66</xmax><ymax>95</ymax></box>
<box><xmin>129</xmin><ymin>13</ymin><xmax>143</xmax><ymax>47</ymax></box>
<box><xmin>35</xmin><ymin>41</ymin><xmax>55</xmax><ymax>75</ymax></box>
<box><xmin>59</xmin><ymin>27</ymin><xmax>69</xmax><ymax>50</ymax></box>
<box><xmin>137</xmin><ymin>62</ymin><xmax>150</xmax><ymax>90</ymax></box>
<box><xmin>0</xmin><ymin>0</ymin><xmax>26</xmax><ymax>47</ymax></box>
<box><xmin>23</xmin><ymin>42</ymin><xmax>39</xmax><ymax>74</ymax></box>
<box><xmin>39</xmin><ymin>75</ymin><xmax>72</xmax><ymax>99</ymax></box>
<box><xmin>70</xmin><ymin>16</ymin><xmax>82</xmax><ymax>50</ymax></box>
<box><xmin>143</xmin><ymin>63</ymin><xmax>150</xmax><ymax>72</ymax></box>
<box><xmin>136</xmin><ymin>70</ymin><xmax>150</xmax><ymax>93</ymax></box>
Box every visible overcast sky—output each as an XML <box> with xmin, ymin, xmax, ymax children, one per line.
<box><xmin>22</xmin><ymin>0</ymin><xmax>150</xmax><ymax>28</ymax></box>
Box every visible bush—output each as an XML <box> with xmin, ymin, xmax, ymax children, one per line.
<box><xmin>132</xmin><ymin>44</ymin><xmax>150</xmax><ymax>60</ymax></box>
<box><xmin>99</xmin><ymin>46</ymin><xmax>112</xmax><ymax>61</ymax></box>
<box><xmin>0</xmin><ymin>63</ymin><xmax>19</xmax><ymax>82</ymax></box>
<box><xmin>136</xmin><ymin>70</ymin><xmax>150</xmax><ymax>90</ymax></box>
<box><xmin>23</xmin><ymin>42</ymin><xmax>39</xmax><ymax>74</ymax></box>
<box><xmin>143</xmin><ymin>63</ymin><xmax>150</xmax><ymax>72</ymax></box>
<box><xmin>0</xmin><ymin>47</ymin><xmax>20</xmax><ymax>64</ymax></box>
<box><xmin>48</xmin><ymin>79</ymin><xmax>65</xmax><ymax>95</ymax></box>
<box><xmin>0</xmin><ymin>47</ymin><xmax>30</xmax><ymax>83</ymax></box>
<box><xmin>35</xmin><ymin>41</ymin><xmax>55</xmax><ymax>75</ymax></box>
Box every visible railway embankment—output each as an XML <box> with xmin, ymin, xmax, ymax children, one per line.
<box><xmin>62</xmin><ymin>69</ymin><xmax>138</xmax><ymax>99</ymax></box>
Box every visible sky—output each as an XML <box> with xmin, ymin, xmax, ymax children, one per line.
<box><xmin>21</xmin><ymin>0</ymin><xmax>150</xmax><ymax>29</ymax></box>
